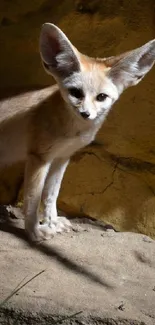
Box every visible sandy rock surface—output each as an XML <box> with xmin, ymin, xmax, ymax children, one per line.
<box><xmin>0</xmin><ymin>215</ymin><xmax>155</xmax><ymax>325</ymax></box>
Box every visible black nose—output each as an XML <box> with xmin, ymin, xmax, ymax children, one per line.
<box><xmin>80</xmin><ymin>111</ymin><xmax>90</xmax><ymax>119</ymax></box>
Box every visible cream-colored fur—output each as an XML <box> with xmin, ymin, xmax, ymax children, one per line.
<box><xmin>1</xmin><ymin>23</ymin><xmax>155</xmax><ymax>241</ymax></box>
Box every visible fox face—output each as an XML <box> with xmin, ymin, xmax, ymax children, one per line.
<box><xmin>39</xmin><ymin>23</ymin><xmax>155</xmax><ymax>121</ymax></box>
<box><xmin>62</xmin><ymin>66</ymin><xmax>118</xmax><ymax>120</ymax></box>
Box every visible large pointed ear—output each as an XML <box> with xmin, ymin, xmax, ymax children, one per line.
<box><xmin>105</xmin><ymin>39</ymin><xmax>155</xmax><ymax>93</ymax></box>
<box><xmin>39</xmin><ymin>23</ymin><xmax>80</xmax><ymax>79</ymax></box>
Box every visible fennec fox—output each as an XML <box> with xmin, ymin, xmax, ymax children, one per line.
<box><xmin>1</xmin><ymin>24</ymin><xmax>155</xmax><ymax>242</ymax></box>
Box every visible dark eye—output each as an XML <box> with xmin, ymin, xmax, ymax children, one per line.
<box><xmin>96</xmin><ymin>93</ymin><xmax>108</xmax><ymax>102</ymax></box>
<box><xmin>68</xmin><ymin>87</ymin><xmax>84</xmax><ymax>99</ymax></box>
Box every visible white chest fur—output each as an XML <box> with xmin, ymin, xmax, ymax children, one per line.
<box><xmin>52</xmin><ymin>128</ymin><xmax>96</xmax><ymax>159</ymax></box>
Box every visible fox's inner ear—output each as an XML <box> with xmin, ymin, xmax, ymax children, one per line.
<box><xmin>39</xmin><ymin>23</ymin><xmax>80</xmax><ymax>79</ymax></box>
<box><xmin>105</xmin><ymin>39</ymin><xmax>155</xmax><ymax>93</ymax></box>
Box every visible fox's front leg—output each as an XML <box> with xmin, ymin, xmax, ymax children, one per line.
<box><xmin>41</xmin><ymin>157</ymin><xmax>71</xmax><ymax>237</ymax></box>
<box><xmin>23</xmin><ymin>153</ymin><xmax>49</xmax><ymax>242</ymax></box>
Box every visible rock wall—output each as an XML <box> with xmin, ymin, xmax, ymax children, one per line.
<box><xmin>0</xmin><ymin>0</ymin><xmax>155</xmax><ymax>237</ymax></box>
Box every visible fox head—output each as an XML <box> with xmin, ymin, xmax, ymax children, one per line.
<box><xmin>39</xmin><ymin>23</ymin><xmax>155</xmax><ymax>121</ymax></box>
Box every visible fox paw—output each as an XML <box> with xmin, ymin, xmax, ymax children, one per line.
<box><xmin>39</xmin><ymin>216</ymin><xmax>72</xmax><ymax>238</ymax></box>
<box><xmin>25</xmin><ymin>217</ymin><xmax>72</xmax><ymax>242</ymax></box>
